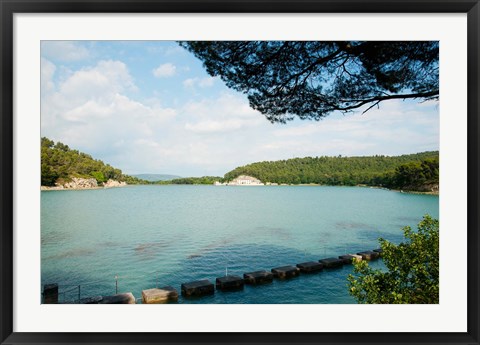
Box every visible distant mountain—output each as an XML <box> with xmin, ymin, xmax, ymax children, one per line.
<box><xmin>132</xmin><ymin>174</ymin><xmax>182</xmax><ymax>182</ymax></box>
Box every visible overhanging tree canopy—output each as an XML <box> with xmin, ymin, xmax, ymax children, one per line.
<box><xmin>179</xmin><ymin>41</ymin><xmax>439</xmax><ymax>123</ymax></box>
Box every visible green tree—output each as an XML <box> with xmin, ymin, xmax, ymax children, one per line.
<box><xmin>222</xmin><ymin>151</ymin><xmax>438</xmax><ymax>188</ymax></box>
<box><xmin>41</xmin><ymin>162</ymin><xmax>59</xmax><ymax>186</ymax></box>
<box><xmin>382</xmin><ymin>157</ymin><xmax>439</xmax><ymax>191</ymax></box>
<box><xmin>348</xmin><ymin>215</ymin><xmax>439</xmax><ymax>304</ymax></box>
<box><xmin>167</xmin><ymin>176</ymin><xmax>222</xmax><ymax>185</ymax></box>
<box><xmin>40</xmin><ymin>137</ymin><xmax>148</xmax><ymax>186</ymax></box>
<box><xmin>90</xmin><ymin>171</ymin><xmax>106</xmax><ymax>183</ymax></box>
<box><xmin>180</xmin><ymin>41</ymin><xmax>439</xmax><ymax>123</ymax></box>
<box><xmin>41</xmin><ymin>137</ymin><xmax>54</xmax><ymax>149</ymax></box>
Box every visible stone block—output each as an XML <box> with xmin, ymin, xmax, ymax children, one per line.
<box><xmin>243</xmin><ymin>270</ymin><xmax>274</xmax><ymax>285</ymax></box>
<box><xmin>181</xmin><ymin>279</ymin><xmax>215</xmax><ymax>297</ymax></box>
<box><xmin>271</xmin><ymin>265</ymin><xmax>300</xmax><ymax>279</ymax></box>
<box><xmin>357</xmin><ymin>251</ymin><xmax>380</xmax><ymax>260</ymax></box>
<box><xmin>142</xmin><ymin>286</ymin><xmax>178</xmax><ymax>303</ymax></box>
<box><xmin>79</xmin><ymin>296</ymin><xmax>103</xmax><ymax>304</ymax></box>
<box><xmin>99</xmin><ymin>292</ymin><xmax>136</xmax><ymax>304</ymax></box>
<box><xmin>319</xmin><ymin>257</ymin><xmax>344</xmax><ymax>268</ymax></box>
<box><xmin>296</xmin><ymin>261</ymin><xmax>324</xmax><ymax>273</ymax></box>
<box><xmin>215</xmin><ymin>275</ymin><xmax>244</xmax><ymax>291</ymax></box>
<box><xmin>339</xmin><ymin>254</ymin><xmax>363</xmax><ymax>264</ymax></box>
<box><xmin>43</xmin><ymin>283</ymin><xmax>58</xmax><ymax>304</ymax></box>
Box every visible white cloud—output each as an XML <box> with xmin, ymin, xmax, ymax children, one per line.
<box><xmin>198</xmin><ymin>77</ymin><xmax>215</xmax><ymax>87</ymax></box>
<box><xmin>41</xmin><ymin>41</ymin><xmax>90</xmax><ymax>61</ymax></box>
<box><xmin>41</xmin><ymin>59</ymin><xmax>177</xmax><ymax>159</ymax></box>
<box><xmin>183</xmin><ymin>78</ymin><xmax>195</xmax><ymax>88</ymax></box>
<box><xmin>146</xmin><ymin>45</ymin><xmax>187</xmax><ymax>57</ymax></box>
<box><xmin>113</xmin><ymin>94</ymin><xmax>273</xmax><ymax>175</ymax></box>
<box><xmin>59</xmin><ymin>60</ymin><xmax>137</xmax><ymax>104</ymax></box>
<box><xmin>269</xmin><ymin>99</ymin><xmax>439</xmax><ymax>158</ymax></box>
<box><xmin>183</xmin><ymin>93</ymin><xmax>264</xmax><ymax>134</ymax></box>
<box><xmin>183</xmin><ymin>76</ymin><xmax>216</xmax><ymax>88</ymax></box>
<box><xmin>152</xmin><ymin>63</ymin><xmax>176</xmax><ymax>78</ymax></box>
<box><xmin>185</xmin><ymin>119</ymin><xmax>247</xmax><ymax>134</ymax></box>
<box><xmin>41</xmin><ymin>58</ymin><xmax>56</xmax><ymax>94</ymax></box>
<box><xmin>41</xmin><ymin>51</ymin><xmax>439</xmax><ymax>177</ymax></box>
<box><xmin>164</xmin><ymin>45</ymin><xmax>188</xmax><ymax>56</ymax></box>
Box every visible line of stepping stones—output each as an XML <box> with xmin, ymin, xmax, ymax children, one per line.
<box><xmin>141</xmin><ymin>249</ymin><xmax>382</xmax><ymax>304</ymax></box>
<box><xmin>47</xmin><ymin>249</ymin><xmax>382</xmax><ymax>304</ymax></box>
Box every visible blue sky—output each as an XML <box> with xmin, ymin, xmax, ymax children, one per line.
<box><xmin>41</xmin><ymin>41</ymin><xmax>439</xmax><ymax>177</ymax></box>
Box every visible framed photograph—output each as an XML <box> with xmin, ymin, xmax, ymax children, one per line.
<box><xmin>1</xmin><ymin>1</ymin><xmax>479</xmax><ymax>344</ymax></box>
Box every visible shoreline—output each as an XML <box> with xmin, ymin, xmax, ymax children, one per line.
<box><xmin>41</xmin><ymin>186</ymin><xmax>103</xmax><ymax>191</ymax></box>
<box><xmin>40</xmin><ymin>183</ymin><xmax>438</xmax><ymax>196</ymax></box>
<box><xmin>41</xmin><ymin>177</ymin><xmax>128</xmax><ymax>191</ymax></box>
<box><xmin>358</xmin><ymin>184</ymin><xmax>439</xmax><ymax>196</ymax></box>
<box><xmin>40</xmin><ymin>185</ymin><xmax>129</xmax><ymax>191</ymax></box>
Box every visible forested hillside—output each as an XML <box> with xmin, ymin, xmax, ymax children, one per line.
<box><xmin>41</xmin><ymin>137</ymin><xmax>143</xmax><ymax>186</ymax></box>
<box><xmin>376</xmin><ymin>158</ymin><xmax>439</xmax><ymax>192</ymax></box>
<box><xmin>157</xmin><ymin>176</ymin><xmax>222</xmax><ymax>185</ymax></box>
<box><xmin>223</xmin><ymin>152</ymin><xmax>439</xmax><ymax>191</ymax></box>
<box><xmin>41</xmin><ymin>136</ymin><xmax>438</xmax><ymax>192</ymax></box>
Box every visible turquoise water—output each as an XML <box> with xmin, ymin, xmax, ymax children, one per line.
<box><xmin>41</xmin><ymin>185</ymin><xmax>439</xmax><ymax>304</ymax></box>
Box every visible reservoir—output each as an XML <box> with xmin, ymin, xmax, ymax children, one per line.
<box><xmin>41</xmin><ymin>185</ymin><xmax>439</xmax><ymax>304</ymax></box>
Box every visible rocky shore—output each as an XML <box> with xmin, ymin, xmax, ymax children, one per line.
<box><xmin>41</xmin><ymin>177</ymin><xmax>127</xmax><ymax>191</ymax></box>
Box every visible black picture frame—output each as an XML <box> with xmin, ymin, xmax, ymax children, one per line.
<box><xmin>1</xmin><ymin>1</ymin><xmax>479</xmax><ymax>344</ymax></box>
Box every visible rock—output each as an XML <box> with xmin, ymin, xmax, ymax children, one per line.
<box><xmin>181</xmin><ymin>279</ymin><xmax>215</xmax><ymax>297</ymax></box>
<box><xmin>43</xmin><ymin>283</ymin><xmax>58</xmax><ymax>304</ymax></box>
<box><xmin>215</xmin><ymin>276</ymin><xmax>244</xmax><ymax>291</ymax></box>
<box><xmin>41</xmin><ymin>177</ymin><xmax>128</xmax><ymax>190</ymax></box>
<box><xmin>243</xmin><ymin>270</ymin><xmax>274</xmax><ymax>285</ymax></box>
<box><xmin>142</xmin><ymin>286</ymin><xmax>178</xmax><ymax>303</ymax></box>
<box><xmin>338</xmin><ymin>254</ymin><xmax>363</xmax><ymax>264</ymax></box>
<box><xmin>271</xmin><ymin>266</ymin><xmax>300</xmax><ymax>279</ymax></box>
<box><xmin>296</xmin><ymin>261</ymin><xmax>324</xmax><ymax>273</ymax></box>
<box><xmin>357</xmin><ymin>251</ymin><xmax>380</xmax><ymax>260</ymax></box>
<box><xmin>79</xmin><ymin>296</ymin><xmax>103</xmax><ymax>304</ymax></box>
<box><xmin>104</xmin><ymin>179</ymin><xmax>127</xmax><ymax>188</ymax></box>
<box><xmin>319</xmin><ymin>257</ymin><xmax>344</xmax><ymax>268</ymax></box>
<box><xmin>99</xmin><ymin>293</ymin><xmax>136</xmax><ymax>304</ymax></box>
<box><xmin>63</xmin><ymin>177</ymin><xmax>98</xmax><ymax>189</ymax></box>
<box><xmin>79</xmin><ymin>293</ymin><xmax>136</xmax><ymax>304</ymax></box>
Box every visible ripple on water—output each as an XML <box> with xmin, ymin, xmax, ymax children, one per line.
<box><xmin>41</xmin><ymin>185</ymin><xmax>438</xmax><ymax>303</ymax></box>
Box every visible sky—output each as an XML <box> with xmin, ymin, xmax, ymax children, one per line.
<box><xmin>40</xmin><ymin>41</ymin><xmax>439</xmax><ymax>177</ymax></box>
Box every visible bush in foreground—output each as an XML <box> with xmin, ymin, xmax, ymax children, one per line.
<box><xmin>348</xmin><ymin>215</ymin><xmax>439</xmax><ymax>304</ymax></box>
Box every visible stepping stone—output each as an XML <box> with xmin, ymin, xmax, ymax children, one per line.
<box><xmin>99</xmin><ymin>292</ymin><xmax>136</xmax><ymax>304</ymax></box>
<box><xmin>357</xmin><ymin>251</ymin><xmax>380</xmax><ymax>260</ymax></box>
<box><xmin>216</xmin><ymin>275</ymin><xmax>244</xmax><ymax>291</ymax></box>
<box><xmin>181</xmin><ymin>279</ymin><xmax>214</xmax><ymax>297</ymax></box>
<box><xmin>142</xmin><ymin>286</ymin><xmax>178</xmax><ymax>303</ymax></box>
<box><xmin>319</xmin><ymin>257</ymin><xmax>344</xmax><ymax>268</ymax></box>
<box><xmin>79</xmin><ymin>296</ymin><xmax>103</xmax><ymax>304</ymax></box>
<box><xmin>271</xmin><ymin>265</ymin><xmax>300</xmax><ymax>279</ymax></box>
<box><xmin>296</xmin><ymin>261</ymin><xmax>324</xmax><ymax>273</ymax></box>
<box><xmin>338</xmin><ymin>254</ymin><xmax>363</xmax><ymax>264</ymax></box>
<box><xmin>243</xmin><ymin>270</ymin><xmax>273</xmax><ymax>285</ymax></box>
<box><xmin>43</xmin><ymin>283</ymin><xmax>58</xmax><ymax>304</ymax></box>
